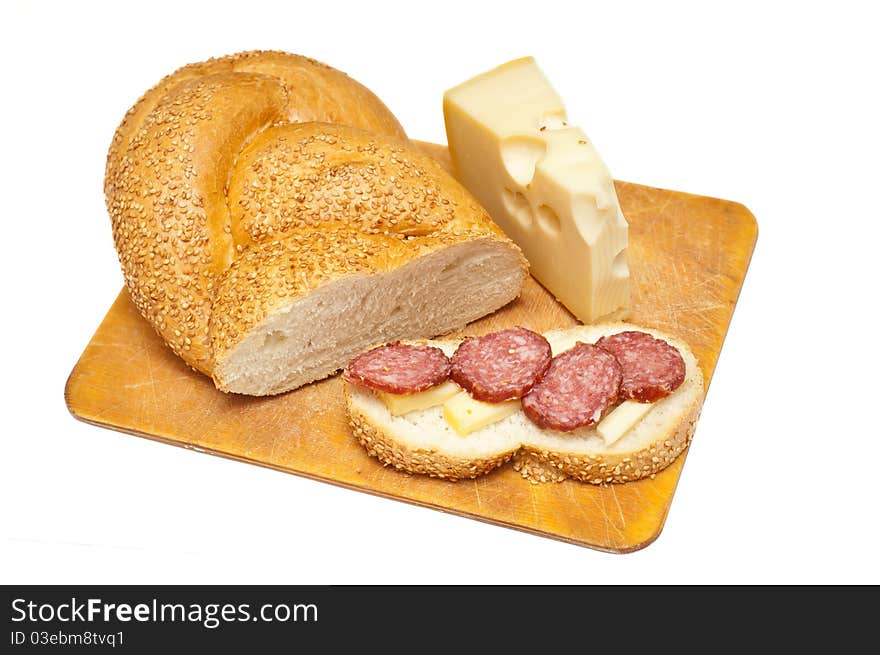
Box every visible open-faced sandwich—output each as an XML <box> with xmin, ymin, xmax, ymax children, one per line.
<box><xmin>343</xmin><ymin>324</ymin><xmax>703</xmax><ymax>485</ymax></box>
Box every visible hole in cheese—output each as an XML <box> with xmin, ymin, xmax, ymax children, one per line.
<box><xmin>536</xmin><ymin>204</ymin><xmax>561</xmax><ymax>234</ymax></box>
<box><xmin>500</xmin><ymin>136</ymin><xmax>546</xmax><ymax>187</ymax></box>
<box><xmin>612</xmin><ymin>249</ymin><xmax>628</xmax><ymax>278</ymax></box>
<box><xmin>569</xmin><ymin>194</ymin><xmax>606</xmax><ymax>242</ymax></box>
<box><xmin>502</xmin><ymin>187</ymin><xmax>533</xmax><ymax>228</ymax></box>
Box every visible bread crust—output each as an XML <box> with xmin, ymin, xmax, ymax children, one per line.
<box><xmin>345</xmin><ymin>385</ymin><xmax>518</xmax><ymax>480</ymax></box>
<box><xmin>513</xmin><ymin>391</ymin><xmax>703</xmax><ymax>484</ymax></box>
<box><xmin>106</xmin><ymin>51</ymin><xmax>406</xmax><ymax>186</ymax></box>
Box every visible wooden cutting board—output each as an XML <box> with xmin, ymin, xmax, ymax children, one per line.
<box><xmin>65</xmin><ymin>142</ymin><xmax>757</xmax><ymax>552</ymax></box>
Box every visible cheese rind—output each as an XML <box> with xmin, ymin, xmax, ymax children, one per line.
<box><xmin>596</xmin><ymin>400</ymin><xmax>654</xmax><ymax>445</ymax></box>
<box><xmin>377</xmin><ymin>380</ymin><xmax>461</xmax><ymax>416</ymax></box>
<box><xmin>443</xmin><ymin>57</ymin><xmax>630</xmax><ymax>324</ymax></box>
<box><xmin>443</xmin><ymin>392</ymin><xmax>520</xmax><ymax>436</ymax></box>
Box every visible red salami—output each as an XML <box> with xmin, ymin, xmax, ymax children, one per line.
<box><xmin>595</xmin><ymin>331</ymin><xmax>686</xmax><ymax>403</ymax></box>
<box><xmin>521</xmin><ymin>343</ymin><xmax>622</xmax><ymax>432</ymax></box>
<box><xmin>450</xmin><ymin>327</ymin><xmax>552</xmax><ymax>402</ymax></box>
<box><xmin>343</xmin><ymin>342</ymin><xmax>451</xmax><ymax>394</ymax></box>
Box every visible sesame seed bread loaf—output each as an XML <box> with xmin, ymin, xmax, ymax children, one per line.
<box><xmin>344</xmin><ymin>324</ymin><xmax>704</xmax><ymax>484</ymax></box>
<box><xmin>104</xmin><ymin>51</ymin><xmax>528</xmax><ymax>395</ymax></box>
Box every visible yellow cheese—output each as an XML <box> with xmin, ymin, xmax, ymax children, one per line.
<box><xmin>443</xmin><ymin>57</ymin><xmax>630</xmax><ymax>323</ymax></box>
<box><xmin>443</xmin><ymin>392</ymin><xmax>519</xmax><ymax>436</ymax></box>
<box><xmin>378</xmin><ymin>380</ymin><xmax>462</xmax><ymax>416</ymax></box>
<box><xmin>596</xmin><ymin>400</ymin><xmax>654</xmax><ymax>445</ymax></box>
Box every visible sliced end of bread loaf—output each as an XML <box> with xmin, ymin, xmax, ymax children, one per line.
<box><xmin>343</xmin><ymin>324</ymin><xmax>704</xmax><ymax>484</ymax></box>
<box><xmin>214</xmin><ymin>238</ymin><xmax>526</xmax><ymax>395</ymax></box>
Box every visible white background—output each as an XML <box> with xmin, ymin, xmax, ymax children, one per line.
<box><xmin>2</xmin><ymin>0</ymin><xmax>878</xmax><ymax>585</ymax></box>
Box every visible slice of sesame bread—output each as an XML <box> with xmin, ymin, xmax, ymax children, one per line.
<box><xmin>344</xmin><ymin>324</ymin><xmax>704</xmax><ymax>485</ymax></box>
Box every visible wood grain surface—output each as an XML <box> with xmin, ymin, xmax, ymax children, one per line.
<box><xmin>65</xmin><ymin>142</ymin><xmax>757</xmax><ymax>552</ymax></box>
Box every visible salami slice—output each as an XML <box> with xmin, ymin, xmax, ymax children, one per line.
<box><xmin>521</xmin><ymin>343</ymin><xmax>622</xmax><ymax>432</ymax></box>
<box><xmin>343</xmin><ymin>342</ymin><xmax>451</xmax><ymax>394</ymax></box>
<box><xmin>595</xmin><ymin>331</ymin><xmax>686</xmax><ymax>403</ymax></box>
<box><xmin>450</xmin><ymin>327</ymin><xmax>552</xmax><ymax>402</ymax></box>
